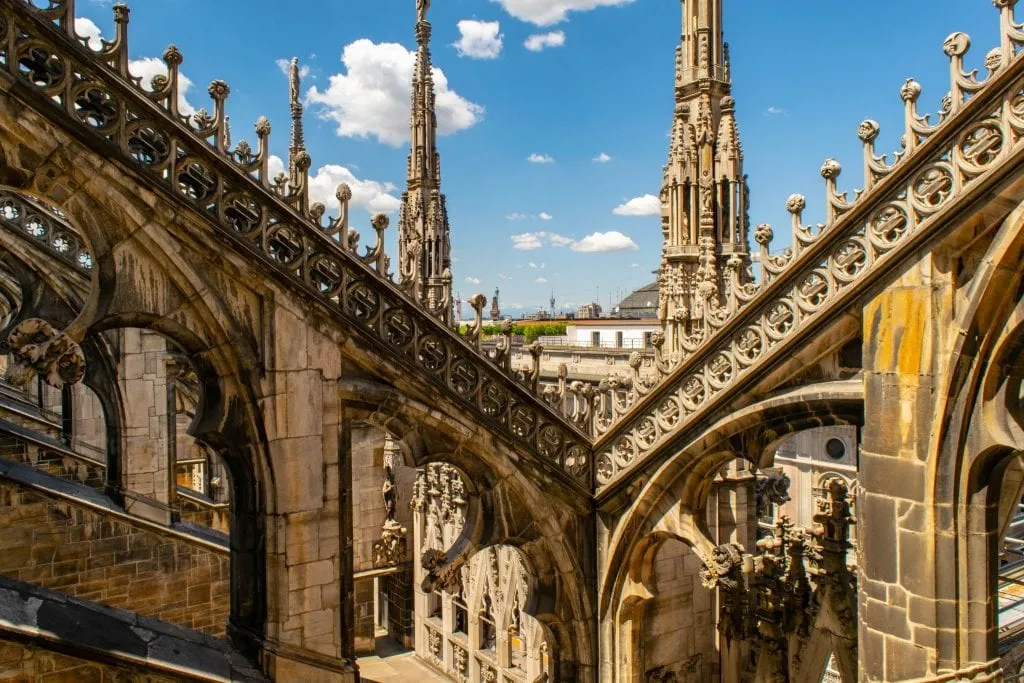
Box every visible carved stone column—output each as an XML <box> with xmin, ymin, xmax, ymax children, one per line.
<box><xmin>858</xmin><ymin>251</ymin><xmax>957</xmax><ymax>681</ymax></box>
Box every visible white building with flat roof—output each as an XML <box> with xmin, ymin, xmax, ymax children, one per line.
<box><xmin>565</xmin><ymin>319</ymin><xmax>660</xmax><ymax>349</ymax></box>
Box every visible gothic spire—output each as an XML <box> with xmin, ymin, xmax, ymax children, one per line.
<box><xmin>659</xmin><ymin>0</ymin><xmax>751</xmax><ymax>353</ymax></box>
<box><xmin>398</xmin><ymin>0</ymin><xmax>453</xmax><ymax>324</ymax></box>
<box><xmin>287</xmin><ymin>57</ymin><xmax>307</xmax><ymax>188</ymax></box>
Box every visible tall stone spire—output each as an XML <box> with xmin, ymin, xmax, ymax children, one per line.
<box><xmin>659</xmin><ymin>0</ymin><xmax>751</xmax><ymax>354</ymax></box>
<box><xmin>398</xmin><ymin>0</ymin><xmax>453</xmax><ymax>324</ymax></box>
<box><xmin>287</xmin><ymin>57</ymin><xmax>307</xmax><ymax>188</ymax></box>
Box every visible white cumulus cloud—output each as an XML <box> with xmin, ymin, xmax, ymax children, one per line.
<box><xmin>571</xmin><ymin>231</ymin><xmax>639</xmax><ymax>253</ymax></box>
<box><xmin>268</xmin><ymin>155</ymin><xmax>401</xmax><ymax>214</ymax></box>
<box><xmin>454</xmin><ymin>20</ymin><xmax>504</xmax><ymax>59</ymax></box>
<box><xmin>492</xmin><ymin>0</ymin><xmax>635</xmax><ymax>26</ymax></box>
<box><xmin>593</xmin><ymin>152</ymin><xmax>611</xmax><ymax>163</ymax></box>
<box><xmin>535</xmin><ymin>277</ymin><xmax>548</xmax><ymax>284</ymax></box>
<box><xmin>506</xmin><ymin>213</ymin><xmax>529</xmax><ymax>220</ymax></box>
<box><xmin>528</xmin><ymin>153</ymin><xmax>555</xmax><ymax>164</ymax></box>
<box><xmin>511</xmin><ymin>234</ymin><xmax>543</xmax><ymax>250</ymax></box>
<box><xmin>465</xmin><ymin>276</ymin><xmax>482</xmax><ymax>284</ymax></box>
<box><xmin>129</xmin><ymin>57</ymin><xmax>197</xmax><ymax>116</ymax></box>
<box><xmin>74</xmin><ymin>17</ymin><xmax>104</xmax><ymax>50</ymax></box>
<box><xmin>512</xmin><ymin>232</ymin><xmax>575</xmax><ymax>250</ymax></box>
<box><xmin>613</xmin><ymin>194</ymin><xmax>661</xmax><ymax>216</ymax></box>
<box><xmin>538</xmin><ymin>212</ymin><xmax>553</xmax><ymax>221</ymax></box>
<box><xmin>524</xmin><ymin>31</ymin><xmax>566</xmax><ymax>52</ymax></box>
<box><xmin>513</xmin><ymin>230</ymin><xmax>637</xmax><ymax>252</ymax></box>
<box><xmin>308</xmin><ymin>39</ymin><xmax>484</xmax><ymax>147</ymax></box>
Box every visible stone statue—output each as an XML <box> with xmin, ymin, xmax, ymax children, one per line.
<box><xmin>382</xmin><ymin>474</ymin><xmax>397</xmax><ymax>524</ymax></box>
<box><xmin>416</xmin><ymin>0</ymin><xmax>430</xmax><ymax>23</ymax></box>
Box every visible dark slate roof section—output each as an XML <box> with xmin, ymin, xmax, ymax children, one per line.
<box><xmin>616</xmin><ymin>281</ymin><xmax>660</xmax><ymax>318</ymax></box>
<box><xmin>0</xmin><ymin>575</ymin><xmax>268</xmax><ymax>681</ymax></box>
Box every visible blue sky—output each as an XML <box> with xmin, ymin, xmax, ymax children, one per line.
<box><xmin>75</xmin><ymin>0</ymin><xmax>999</xmax><ymax>316</ymax></box>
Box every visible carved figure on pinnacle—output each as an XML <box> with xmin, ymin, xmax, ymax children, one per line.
<box><xmin>416</xmin><ymin>0</ymin><xmax>430</xmax><ymax>23</ymax></box>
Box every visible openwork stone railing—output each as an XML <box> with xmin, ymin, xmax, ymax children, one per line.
<box><xmin>7</xmin><ymin>0</ymin><xmax>1024</xmax><ymax>497</ymax></box>
<box><xmin>0</xmin><ymin>189</ymin><xmax>93</xmax><ymax>274</ymax></box>
<box><xmin>0</xmin><ymin>0</ymin><xmax>591</xmax><ymax>489</ymax></box>
<box><xmin>592</xmin><ymin>1</ymin><xmax>1024</xmax><ymax>489</ymax></box>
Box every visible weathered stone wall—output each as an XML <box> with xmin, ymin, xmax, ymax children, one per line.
<box><xmin>858</xmin><ymin>251</ymin><xmax>956</xmax><ymax>680</ymax></box>
<box><xmin>352</xmin><ymin>424</ymin><xmax>386</xmax><ymax>573</ymax></box>
<box><xmin>70</xmin><ymin>382</ymin><xmax>107</xmax><ymax>456</ymax></box>
<box><xmin>0</xmin><ymin>639</ymin><xmax>182</xmax><ymax>683</ymax></box>
<box><xmin>0</xmin><ymin>480</ymin><xmax>230</xmax><ymax>636</ymax></box>
<box><xmin>118</xmin><ymin>329</ymin><xmax>171</xmax><ymax>503</ymax></box>
<box><xmin>642</xmin><ymin>539</ymin><xmax>714</xmax><ymax>681</ymax></box>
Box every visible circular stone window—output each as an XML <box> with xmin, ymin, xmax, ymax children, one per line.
<box><xmin>825</xmin><ymin>438</ymin><xmax>847</xmax><ymax>461</ymax></box>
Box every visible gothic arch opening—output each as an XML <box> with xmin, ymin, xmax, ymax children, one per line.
<box><xmin>350</xmin><ymin>425</ymin><xmax>420</xmax><ymax>661</ymax></box>
<box><xmin>409</xmin><ymin>461</ymin><xmax>553</xmax><ymax>682</ymax></box>
<box><xmin>756</xmin><ymin>426</ymin><xmax>859</xmax><ymax>552</ymax></box>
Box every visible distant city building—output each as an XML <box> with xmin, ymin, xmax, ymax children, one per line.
<box><xmin>576</xmin><ymin>302</ymin><xmax>602</xmax><ymax>320</ymax></box>
<box><xmin>566</xmin><ymin>319</ymin><xmax>660</xmax><ymax>349</ymax></box>
<box><xmin>489</xmin><ymin>287</ymin><xmax>501</xmax><ymax>321</ymax></box>
<box><xmin>614</xmin><ymin>281</ymin><xmax>659</xmax><ymax>319</ymax></box>
<box><xmin>522</xmin><ymin>310</ymin><xmax>552</xmax><ymax>321</ymax></box>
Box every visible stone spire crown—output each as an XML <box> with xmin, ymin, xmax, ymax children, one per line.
<box><xmin>659</xmin><ymin>0</ymin><xmax>751</xmax><ymax>353</ymax></box>
<box><xmin>398</xmin><ymin>0</ymin><xmax>453</xmax><ymax>324</ymax></box>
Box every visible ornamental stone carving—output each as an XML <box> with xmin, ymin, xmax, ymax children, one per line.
<box><xmin>699</xmin><ymin>543</ymin><xmax>744</xmax><ymax>592</ymax></box>
<box><xmin>5</xmin><ymin>319</ymin><xmax>85</xmax><ymax>388</ymax></box>
<box><xmin>756</xmin><ymin>470</ymin><xmax>792</xmax><ymax>518</ymax></box>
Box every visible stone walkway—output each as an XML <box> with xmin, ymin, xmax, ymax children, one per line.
<box><xmin>357</xmin><ymin>639</ymin><xmax>451</xmax><ymax>682</ymax></box>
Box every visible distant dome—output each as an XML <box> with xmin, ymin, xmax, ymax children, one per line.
<box><xmin>616</xmin><ymin>281</ymin><xmax>659</xmax><ymax>319</ymax></box>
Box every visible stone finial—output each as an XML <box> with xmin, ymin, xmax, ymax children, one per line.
<box><xmin>336</xmin><ymin>183</ymin><xmax>353</xmax><ymax>204</ymax></box>
<box><xmin>468</xmin><ymin>293</ymin><xmax>487</xmax><ymax>311</ymax></box>
<box><xmin>785</xmin><ymin>194</ymin><xmax>806</xmax><ymax>215</ymax></box>
<box><xmin>754</xmin><ymin>224</ymin><xmax>774</xmax><ymax>246</ymax></box>
<box><xmin>943</xmin><ymin>32</ymin><xmax>971</xmax><ymax>57</ymax></box>
<box><xmin>163</xmin><ymin>44</ymin><xmax>183</xmax><ymax>67</ymax></box>
<box><xmin>207</xmin><ymin>80</ymin><xmax>230</xmax><ymax>101</ymax></box>
<box><xmin>820</xmin><ymin>158</ymin><xmax>841</xmax><ymax>181</ymax></box>
<box><xmin>858</xmin><ymin>119</ymin><xmax>880</xmax><ymax>143</ymax></box>
<box><xmin>900</xmin><ymin>78</ymin><xmax>922</xmax><ymax>103</ymax></box>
